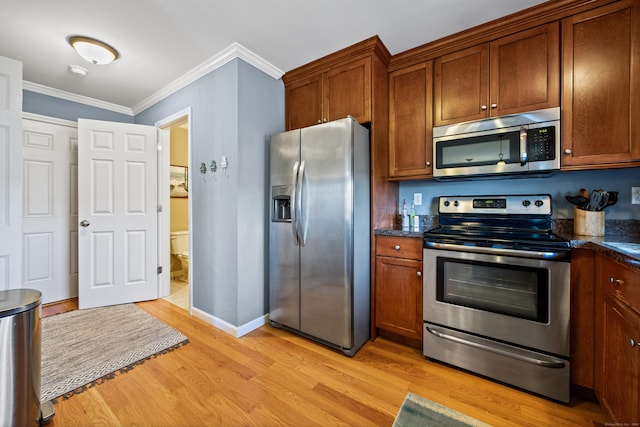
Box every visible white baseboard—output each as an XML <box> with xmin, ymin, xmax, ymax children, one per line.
<box><xmin>190</xmin><ymin>307</ymin><xmax>267</xmax><ymax>338</ymax></box>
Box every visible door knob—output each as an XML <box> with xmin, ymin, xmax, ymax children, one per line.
<box><xmin>80</xmin><ymin>220</ymin><xmax>90</xmax><ymax>227</ymax></box>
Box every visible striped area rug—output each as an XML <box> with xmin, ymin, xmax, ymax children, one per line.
<box><xmin>40</xmin><ymin>303</ymin><xmax>188</xmax><ymax>402</ymax></box>
<box><xmin>393</xmin><ymin>392</ymin><xmax>492</xmax><ymax>427</ymax></box>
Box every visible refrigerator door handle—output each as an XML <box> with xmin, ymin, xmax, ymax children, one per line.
<box><xmin>296</xmin><ymin>160</ymin><xmax>306</xmax><ymax>247</ymax></box>
<box><xmin>291</xmin><ymin>161</ymin><xmax>300</xmax><ymax>246</ymax></box>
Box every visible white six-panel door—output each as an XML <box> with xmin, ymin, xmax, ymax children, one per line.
<box><xmin>0</xmin><ymin>56</ymin><xmax>22</xmax><ymax>291</ymax></box>
<box><xmin>78</xmin><ymin>119</ymin><xmax>158</xmax><ymax>309</ymax></box>
<box><xmin>22</xmin><ymin>118</ymin><xmax>78</xmax><ymax>303</ymax></box>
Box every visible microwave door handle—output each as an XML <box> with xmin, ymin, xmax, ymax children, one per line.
<box><xmin>520</xmin><ymin>126</ymin><xmax>528</xmax><ymax>166</ymax></box>
<box><xmin>291</xmin><ymin>161</ymin><xmax>299</xmax><ymax>246</ymax></box>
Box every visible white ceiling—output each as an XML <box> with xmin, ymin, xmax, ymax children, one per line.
<box><xmin>0</xmin><ymin>0</ymin><xmax>547</xmax><ymax>113</ymax></box>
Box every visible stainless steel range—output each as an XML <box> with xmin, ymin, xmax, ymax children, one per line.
<box><xmin>422</xmin><ymin>194</ymin><xmax>571</xmax><ymax>402</ymax></box>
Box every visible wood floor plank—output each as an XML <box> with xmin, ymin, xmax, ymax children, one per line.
<box><xmin>43</xmin><ymin>298</ymin><xmax>610</xmax><ymax>427</ymax></box>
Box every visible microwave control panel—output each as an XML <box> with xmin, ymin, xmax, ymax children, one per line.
<box><xmin>527</xmin><ymin>126</ymin><xmax>555</xmax><ymax>161</ymax></box>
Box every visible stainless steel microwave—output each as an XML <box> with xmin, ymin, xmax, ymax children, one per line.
<box><xmin>433</xmin><ymin>107</ymin><xmax>560</xmax><ymax>179</ymax></box>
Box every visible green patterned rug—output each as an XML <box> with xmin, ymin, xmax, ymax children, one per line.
<box><xmin>393</xmin><ymin>392</ymin><xmax>492</xmax><ymax>427</ymax></box>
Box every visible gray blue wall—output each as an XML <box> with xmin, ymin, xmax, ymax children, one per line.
<box><xmin>399</xmin><ymin>168</ymin><xmax>640</xmax><ymax>220</ymax></box>
<box><xmin>136</xmin><ymin>59</ymin><xmax>284</xmax><ymax>326</ymax></box>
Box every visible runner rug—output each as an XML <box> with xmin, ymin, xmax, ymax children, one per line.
<box><xmin>40</xmin><ymin>303</ymin><xmax>188</xmax><ymax>402</ymax></box>
<box><xmin>393</xmin><ymin>392</ymin><xmax>492</xmax><ymax>427</ymax></box>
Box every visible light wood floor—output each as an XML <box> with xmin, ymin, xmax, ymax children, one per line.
<box><xmin>41</xmin><ymin>298</ymin><xmax>609</xmax><ymax>427</ymax></box>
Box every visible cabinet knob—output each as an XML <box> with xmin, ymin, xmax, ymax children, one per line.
<box><xmin>426</xmin><ymin>161</ymin><xmax>431</xmax><ymax>167</ymax></box>
<box><xmin>491</xmin><ymin>103</ymin><xmax>497</xmax><ymax>108</ymax></box>
<box><xmin>417</xmin><ymin>271</ymin><xmax>422</xmax><ymax>277</ymax></box>
<box><xmin>394</xmin><ymin>245</ymin><xmax>401</xmax><ymax>250</ymax></box>
<box><xmin>629</xmin><ymin>338</ymin><xmax>639</xmax><ymax>348</ymax></box>
<box><xmin>317</xmin><ymin>120</ymin><xmax>322</xmax><ymax>124</ymax></box>
<box><xmin>609</xmin><ymin>277</ymin><xmax>625</xmax><ymax>285</ymax></box>
<box><xmin>564</xmin><ymin>148</ymin><xmax>572</xmax><ymax>155</ymax></box>
<box><xmin>323</xmin><ymin>118</ymin><xmax>328</xmax><ymax>123</ymax></box>
<box><xmin>481</xmin><ymin>105</ymin><xmax>488</xmax><ymax>110</ymax></box>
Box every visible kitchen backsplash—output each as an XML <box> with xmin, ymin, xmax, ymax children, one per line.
<box><xmin>399</xmin><ymin>167</ymin><xmax>640</xmax><ymax>220</ymax></box>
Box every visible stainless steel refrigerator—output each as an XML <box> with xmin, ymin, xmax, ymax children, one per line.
<box><xmin>269</xmin><ymin>117</ymin><xmax>370</xmax><ymax>356</ymax></box>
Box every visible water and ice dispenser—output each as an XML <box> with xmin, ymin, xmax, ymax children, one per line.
<box><xmin>272</xmin><ymin>185</ymin><xmax>291</xmax><ymax>222</ymax></box>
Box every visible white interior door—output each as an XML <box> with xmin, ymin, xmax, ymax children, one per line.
<box><xmin>0</xmin><ymin>56</ymin><xmax>22</xmax><ymax>291</ymax></box>
<box><xmin>78</xmin><ymin>119</ymin><xmax>158</xmax><ymax>309</ymax></box>
<box><xmin>22</xmin><ymin>118</ymin><xmax>78</xmax><ymax>303</ymax></box>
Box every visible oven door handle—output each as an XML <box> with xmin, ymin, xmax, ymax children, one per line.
<box><xmin>426</xmin><ymin>326</ymin><xmax>567</xmax><ymax>369</ymax></box>
<box><xmin>424</xmin><ymin>241</ymin><xmax>568</xmax><ymax>260</ymax></box>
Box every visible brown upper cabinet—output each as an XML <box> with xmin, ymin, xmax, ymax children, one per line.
<box><xmin>388</xmin><ymin>61</ymin><xmax>433</xmax><ymax>179</ymax></box>
<box><xmin>284</xmin><ymin>42</ymin><xmax>380</xmax><ymax>130</ymax></box>
<box><xmin>561</xmin><ymin>0</ymin><xmax>640</xmax><ymax>169</ymax></box>
<box><xmin>433</xmin><ymin>23</ymin><xmax>560</xmax><ymax>127</ymax></box>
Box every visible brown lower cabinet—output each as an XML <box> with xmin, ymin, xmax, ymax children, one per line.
<box><xmin>596</xmin><ymin>253</ymin><xmax>640</xmax><ymax>423</ymax></box>
<box><xmin>374</xmin><ymin>235</ymin><xmax>423</xmax><ymax>342</ymax></box>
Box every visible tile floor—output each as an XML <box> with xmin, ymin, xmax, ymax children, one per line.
<box><xmin>164</xmin><ymin>278</ymin><xmax>189</xmax><ymax>311</ymax></box>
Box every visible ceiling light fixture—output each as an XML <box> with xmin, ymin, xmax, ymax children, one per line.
<box><xmin>67</xmin><ymin>35</ymin><xmax>119</xmax><ymax>65</ymax></box>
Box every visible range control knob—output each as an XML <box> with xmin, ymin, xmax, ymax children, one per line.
<box><xmin>522</xmin><ymin>200</ymin><xmax>531</xmax><ymax>207</ymax></box>
<box><xmin>443</xmin><ymin>200</ymin><xmax>450</xmax><ymax>207</ymax></box>
<box><xmin>535</xmin><ymin>200</ymin><xmax>544</xmax><ymax>207</ymax></box>
<box><xmin>453</xmin><ymin>200</ymin><xmax>460</xmax><ymax>207</ymax></box>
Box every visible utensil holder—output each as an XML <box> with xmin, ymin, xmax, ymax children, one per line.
<box><xmin>574</xmin><ymin>206</ymin><xmax>605</xmax><ymax>236</ymax></box>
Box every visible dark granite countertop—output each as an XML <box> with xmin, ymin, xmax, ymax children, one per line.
<box><xmin>374</xmin><ymin>227</ymin><xmax>426</xmax><ymax>239</ymax></box>
<box><xmin>375</xmin><ymin>218</ymin><xmax>640</xmax><ymax>272</ymax></box>
<box><xmin>554</xmin><ymin>219</ymin><xmax>640</xmax><ymax>271</ymax></box>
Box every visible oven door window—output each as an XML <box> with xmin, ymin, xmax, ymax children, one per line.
<box><xmin>436</xmin><ymin>257</ymin><xmax>549</xmax><ymax>322</ymax></box>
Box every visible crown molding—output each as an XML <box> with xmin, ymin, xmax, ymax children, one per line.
<box><xmin>132</xmin><ymin>42</ymin><xmax>284</xmax><ymax>115</ymax></box>
<box><xmin>22</xmin><ymin>81</ymin><xmax>134</xmax><ymax>116</ymax></box>
<box><xmin>22</xmin><ymin>42</ymin><xmax>284</xmax><ymax>118</ymax></box>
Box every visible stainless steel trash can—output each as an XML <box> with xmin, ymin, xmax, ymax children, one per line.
<box><xmin>0</xmin><ymin>289</ymin><xmax>42</xmax><ymax>427</ymax></box>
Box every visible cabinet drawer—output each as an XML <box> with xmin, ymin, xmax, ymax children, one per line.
<box><xmin>375</xmin><ymin>235</ymin><xmax>422</xmax><ymax>260</ymax></box>
<box><xmin>601</xmin><ymin>255</ymin><xmax>640</xmax><ymax>314</ymax></box>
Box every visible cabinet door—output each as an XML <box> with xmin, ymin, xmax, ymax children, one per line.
<box><xmin>389</xmin><ymin>62</ymin><xmax>433</xmax><ymax>178</ymax></box>
<box><xmin>434</xmin><ymin>44</ymin><xmax>489</xmax><ymax>126</ymax></box>
<box><xmin>285</xmin><ymin>74</ymin><xmax>322</xmax><ymax>130</ymax></box>
<box><xmin>375</xmin><ymin>256</ymin><xmax>423</xmax><ymax>340</ymax></box>
<box><xmin>490</xmin><ymin>23</ymin><xmax>559</xmax><ymax>116</ymax></box>
<box><xmin>561</xmin><ymin>0</ymin><xmax>640</xmax><ymax>168</ymax></box>
<box><xmin>600</xmin><ymin>294</ymin><xmax>640</xmax><ymax>423</ymax></box>
<box><xmin>324</xmin><ymin>57</ymin><xmax>371</xmax><ymax>124</ymax></box>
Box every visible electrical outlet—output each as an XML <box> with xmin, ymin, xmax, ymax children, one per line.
<box><xmin>413</xmin><ymin>193</ymin><xmax>422</xmax><ymax>206</ymax></box>
<box><xmin>633</xmin><ymin>187</ymin><xmax>640</xmax><ymax>204</ymax></box>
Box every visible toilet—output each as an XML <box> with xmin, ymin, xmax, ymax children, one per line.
<box><xmin>170</xmin><ymin>231</ymin><xmax>189</xmax><ymax>281</ymax></box>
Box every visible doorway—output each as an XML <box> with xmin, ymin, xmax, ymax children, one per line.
<box><xmin>157</xmin><ymin>110</ymin><xmax>191</xmax><ymax>312</ymax></box>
